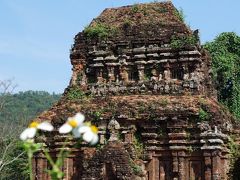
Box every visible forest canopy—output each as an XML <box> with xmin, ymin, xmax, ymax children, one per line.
<box><xmin>204</xmin><ymin>32</ymin><xmax>240</xmax><ymax>119</ymax></box>
<box><xmin>0</xmin><ymin>90</ymin><xmax>60</xmax><ymax>124</ymax></box>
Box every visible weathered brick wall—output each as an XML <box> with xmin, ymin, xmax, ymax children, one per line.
<box><xmin>81</xmin><ymin>141</ymin><xmax>134</xmax><ymax>179</ymax></box>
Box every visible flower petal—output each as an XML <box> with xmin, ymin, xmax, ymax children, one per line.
<box><xmin>83</xmin><ymin>131</ymin><xmax>94</xmax><ymax>143</ymax></box>
<box><xmin>72</xmin><ymin>128</ymin><xmax>81</xmax><ymax>138</ymax></box>
<box><xmin>27</xmin><ymin>128</ymin><xmax>37</xmax><ymax>139</ymax></box>
<box><xmin>20</xmin><ymin>128</ymin><xmax>30</xmax><ymax>140</ymax></box>
<box><xmin>78</xmin><ymin>126</ymin><xmax>90</xmax><ymax>134</ymax></box>
<box><xmin>38</xmin><ymin>122</ymin><xmax>54</xmax><ymax>131</ymax></box>
<box><xmin>20</xmin><ymin>128</ymin><xmax>37</xmax><ymax>140</ymax></box>
<box><xmin>74</xmin><ymin>113</ymin><xmax>85</xmax><ymax>125</ymax></box>
<box><xmin>59</xmin><ymin>123</ymin><xmax>72</xmax><ymax>134</ymax></box>
<box><xmin>90</xmin><ymin>134</ymin><xmax>99</xmax><ymax>145</ymax></box>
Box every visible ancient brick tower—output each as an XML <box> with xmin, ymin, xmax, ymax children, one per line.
<box><xmin>33</xmin><ymin>2</ymin><xmax>237</xmax><ymax>180</ymax></box>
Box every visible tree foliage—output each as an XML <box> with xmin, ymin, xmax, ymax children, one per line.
<box><xmin>0</xmin><ymin>90</ymin><xmax>60</xmax><ymax>179</ymax></box>
<box><xmin>204</xmin><ymin>32</ymin><xmax>240</xmax><ymax>119</ymax></box>
<box><xmin>0</xmin><ymin>90</ymin><xmax>60</xmax><ymax>123</ymax></box>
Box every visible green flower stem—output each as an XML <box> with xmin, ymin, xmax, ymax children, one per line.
<box><xmin>41</xmin><ymin>139</ymin><xmax>68</xmax><ymax>180</ymax></box>
<box><xmin>27</xmin><ymin>149</ymin><xmax>34</xmax><ymax>180</ymax></box>
<box><xmin>42</xmin><ymin>147</ymin><xmax>55</xmax><ymax>167</ymax></box>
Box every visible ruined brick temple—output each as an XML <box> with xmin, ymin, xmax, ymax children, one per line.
<box><xmin>33</xmin><ymin>2</ymin><xmax>239</xmax><ymax>180</ymax></box>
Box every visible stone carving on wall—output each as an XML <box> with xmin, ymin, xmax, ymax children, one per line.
<box><xmin>78</xmin><ymin>36</ymin><xmax>208</xmax><ymax>98</ymax></box>
<box><xmin>108</xmin><ymin>118</ymin><xmax>121</xmax><ymax>142</ymax></box>
<box><xmin>158</xmin><ymin>73</ymin><xmax>163</xmax><ymax>81</ymax></box>
<box><xmin>107</xmin><ymin>66</ymin><xmax>115</xmax><ymax>83</ymax></box>
<box><xmin>150</xmin><ymin>69</ymin><xmax>158</xmax><ymax>82</ymax></box>
<box><xmin>163</xmin><ymin>63</ymin><xmax>171</xmax><ymax>81</ymax></box>
<box><xmin>137</xmin><ymin>65</ymin><xmax>145</xmax><ymax>82</ymax></box>
<box><xmin>88</xmin><ymin>79</ymin><xmax>201</xmax><ymax>96</ymax></box>
<box><xmin>97</xmin><ymin>68</ymin><xmax>104</xmax><ymax>84</ymax></box>
<box><xmin>120</xmin><ymin>66</ymin><xmax>129</xmax><ymax>83</ymax></box>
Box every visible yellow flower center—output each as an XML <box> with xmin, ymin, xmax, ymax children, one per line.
<box><xmin>91</xmin><ymin>125</ymin><xmax>98</xmax><ymax>134</ymax></box>
<box><xmin>29</xmin><ymin>121</ymin><xmax>39</xmax><ymax>128</ymax></box>
<box><xmin>68</xmin><ymin>119</ymin><xmax>78</xmax><ymax>128</ymax></box>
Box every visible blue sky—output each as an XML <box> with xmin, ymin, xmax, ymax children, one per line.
<box><xmin>0</xmin><ymin>0</ymin><xmax>239</xmax><ymax>94</ymax></box>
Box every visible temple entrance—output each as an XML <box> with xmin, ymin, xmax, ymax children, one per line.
<box><xmin>148</xmin><ymin>157</ymin><xmax>204</xmax><ymax>180</ymax></box>
<box><xmin>189</xmin><ymin>161</ymin><xmax>202</xmax><ymax>180</ymax></box>
<box><xmin>159</xmin><ymin>160</ymin><xmax>172</xmax><ymax>180</ymax></box>
<box><xmin>148</xmin><ymin>157</ymin><xmax>173</xmax><ymax>180</ymax></box>
<box><xmin>103</xmin><ymin>162</ymin><xmax>117</xmax><ymax>180</ymax></box>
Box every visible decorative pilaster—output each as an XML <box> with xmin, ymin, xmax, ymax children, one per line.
<box><xmin>203</xmin><ymin>150</ymin><xmax>212</xmax><ymax>180</ymax></box>
<box><xmin>200</xmin><ymin>126</ymin><xmax>229</xmax><ymax>180</ymax></box>
<box><xmin>178</xmin><ymin>151</ymin><xmax>186</xmax><ymax>180</ymax></box>
<box><xmin>212</xmin><ymin>150</ymin><xmax>221</xmax><ymax>180</ymax></box>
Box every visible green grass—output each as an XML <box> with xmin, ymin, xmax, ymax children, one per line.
<box><xmin>174</xmin><ymin>8</ymin><xmax>185</xmax><ymax>22</ymax></box>
<box><xmin>198</xmin><ymin>108</ymin><xmax>209</xmax><ymax>121</ymax></box>
<box><xmin>170</xmin><ymin>35</ymin><xmax>197</xmax><ymax>49</ymax></box>
<box><xmin>84</xmin><ymin>23</ymin><xmax>112</xmax><ymax>39</ymax></box>
<box><xmin>66</xmin><ymin>86</ymin><xmax>85</xmax><ymax>100</ymax></box>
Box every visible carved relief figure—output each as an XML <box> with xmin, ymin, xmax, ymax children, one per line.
<box><xmin>150</xmin><ymin>69</ymin><xmax>158</xmax><ymax>82</ymax></box>
<box><xmin>120</xmin><ymin>66</ymin><xmax>129</xmax><ymax>83</ymax></box>
<box><xmin>158</xmin><ymin>73</ymin><xmax>163</xmax><ymax>81</ymax></box>
<box><xmin>108</xmin><ymin>66</ymin><xmax>115</xmax><ymax>83</ymax></box>
<box><xmin>163</xmin><ymin>63</ymin><xmax>171</xmax><ymax>80</ymax></box>
<box><xmin>97</xmin><ymin>68</ymin><xmax>104</xmax><ymax>84</ymax></box>
<box><xmin>137</xmin><ymin>65</ymin><xmax>145</xmax><ymax>82</ymax></box>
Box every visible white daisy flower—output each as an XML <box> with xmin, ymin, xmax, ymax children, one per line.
<box><xmin>78</xmin><ymin>123</ymin><xmax>99</xmax><ymax>145</ymax></box>
<box><xmin>59</xmin><ymin>113</ymin><xmax>85</xmax><ymax>137</ymax></box>
<box><xmin>20</xmin><ymin>121</ymin><xmax>54</xmax><ymax>141</ymax></box>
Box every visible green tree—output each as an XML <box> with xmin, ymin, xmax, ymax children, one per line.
<box><xmin>0</xmin><ymin>86</ymin><xmax>61</xmax><ymax>179</ymax></box>
<box><xmin>0</xmin><ymin>90</ymin><xmax>61</xmax><ymax>123</ymax></box>
<box><xmin>204</xmin><ymin>32</ymin><xmax>240</xmax><ymax>119</ymax></box>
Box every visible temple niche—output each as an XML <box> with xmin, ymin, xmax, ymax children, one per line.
<box><xmin>32</xmin><ymin>2</ymin><xmax>240</xmax><ymax>180</ymax></box>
